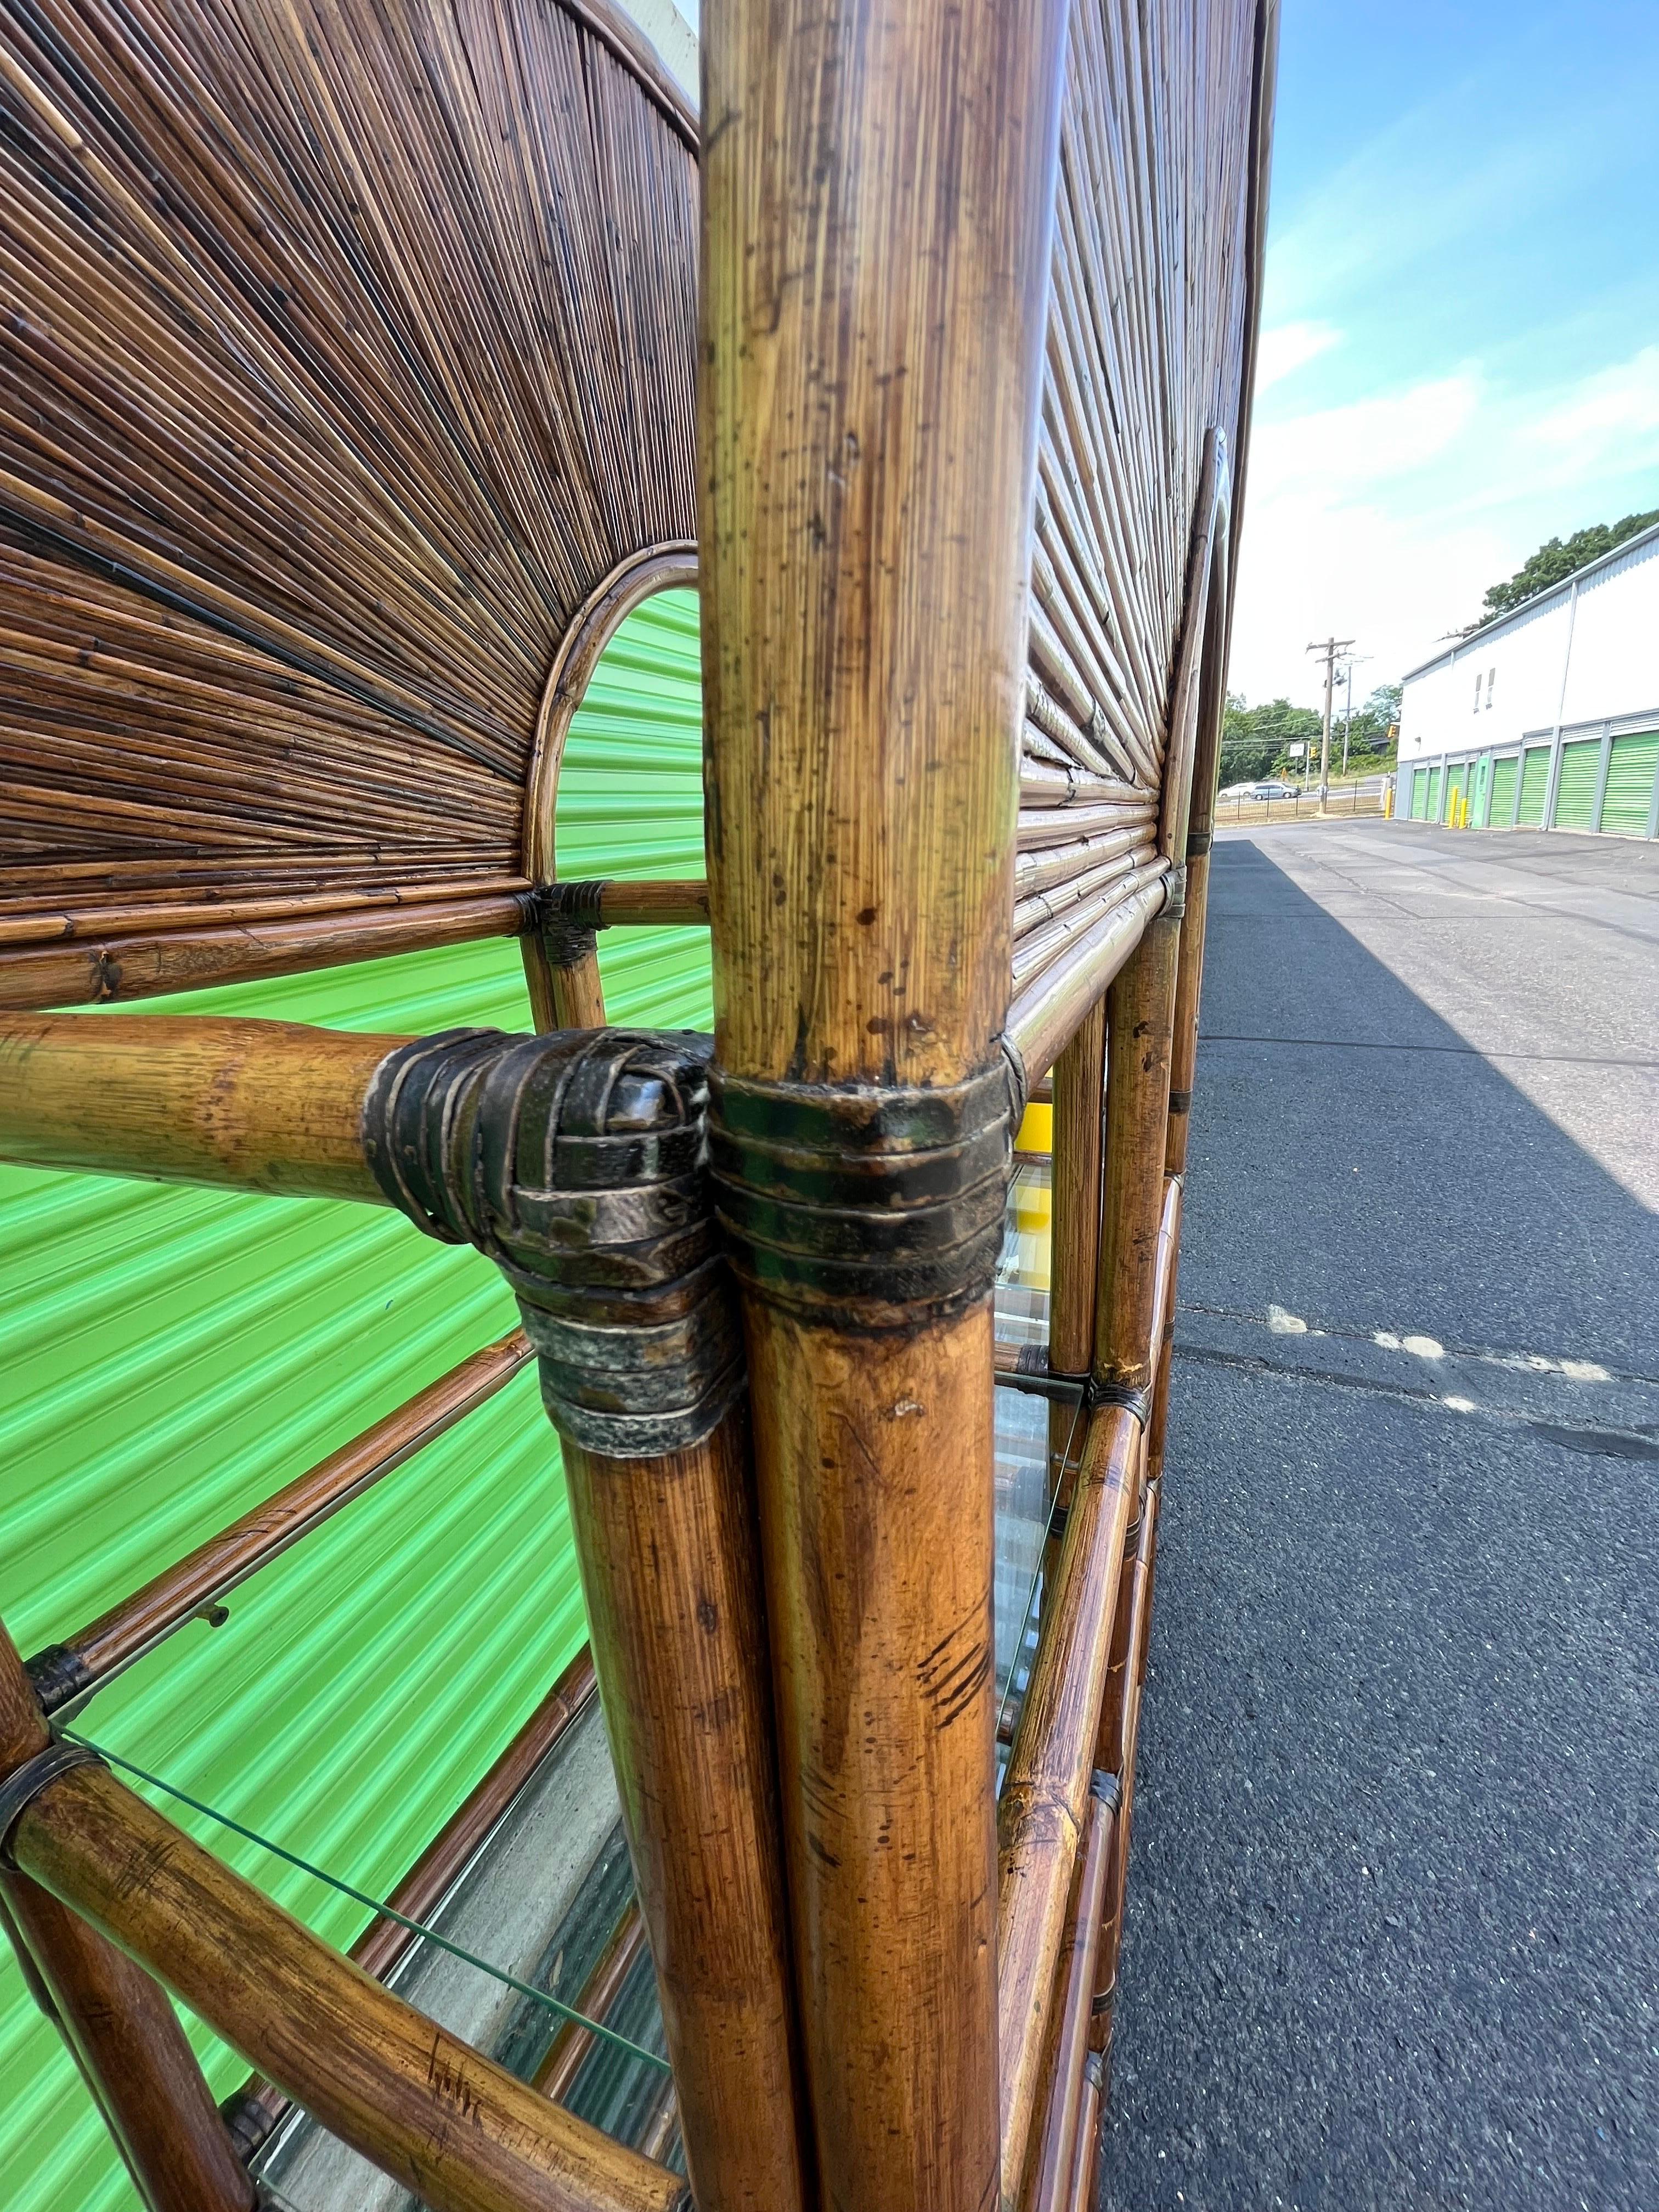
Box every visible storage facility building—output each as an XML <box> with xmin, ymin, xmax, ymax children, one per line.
<box><xmin>1396</xmin><ymin>518</ymin><xmax>1659</xmax><ymax>838</ymax></box>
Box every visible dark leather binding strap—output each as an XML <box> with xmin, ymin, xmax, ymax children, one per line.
<box><xmin>707</xmin><ymin>1051</ymin><xmax>1025</xmax><ymax>1329</ymax></box>
<box><xmin>516</xmin><ymin>880</ymin><xmax>610</xmax><ymax>970</ymax></box>
<box><xmin>364</xmin><ymin>1029</ymin><xmax>744</xmax><ymax>1455</ymax></box>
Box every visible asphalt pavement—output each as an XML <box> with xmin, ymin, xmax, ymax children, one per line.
<box><xmin>1096</xmin><ymin>822</ymin><xmax>1659</xmax><ymax>2212</ymax></box>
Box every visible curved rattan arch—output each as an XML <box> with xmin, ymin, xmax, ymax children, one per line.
<box><xmin>522</xmin><ymin>544</ymin><xmax>700</xmax><ymax>889</ymax></box>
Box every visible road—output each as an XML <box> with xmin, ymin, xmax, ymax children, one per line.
<box><xmin>1097</xmin><ymin>822</ymin><xmax>1659</xmax><ymax>2212</ymax></box>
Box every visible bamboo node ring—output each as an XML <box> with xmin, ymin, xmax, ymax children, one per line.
<box><xmin>0</xmin><ymin>1740</ymin><xmax>105</xmax><ymax>1866</ymax></box>
<box><xmin>363</xmin><ymin>1028</ymin><xmax>744</xmax><ymax>1455</ymax></box>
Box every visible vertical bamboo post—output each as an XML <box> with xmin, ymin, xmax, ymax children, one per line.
<box><xmin>1093</xmin><ymin>916</ymin><xmax>1181</xmax><ymax>1402</ymax></box>
<box><xmin>1043</xmin><ymin>997</ymin><xmax>1108</xmax><ymax>1596</ymax></box>
<box><xmin>360</xmin><ymin>1028</ymin><xmax>812</xmax><ymax>2212</ymax></box>
<box><xmin>1164</xmin><ymin>516</ymin><xmax>1231</xmax><ymax>1187</ymax></box>
<box><xmin>0</xmin><ymin>1627</ymin><xmax>254</xmax><ymax>2212</ymax></box>
<box><xmin>699</xmin><ymin>4</ymin><xmax>1070</xmax><ymax>2205</ymax></box>
<box><xmin>561</xmin><ymin>1410</ymin><xmax>811</xmax><ymax>2212</ymax></box>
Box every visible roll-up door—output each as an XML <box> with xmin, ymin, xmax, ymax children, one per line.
<box><xmin>1551</xmin><ymin>738</ymin><xmax>1601</xmax><ymax>830</ymax></box>
<box><xmin>1516</xmin><ymin>745</ymin><xmax>1551</xmax><ymax>827</ymax></box>
<box><xmin>1410</xmin><ymin>767</ymin><xmax>1429</xmax><ymax>819</ymax></box>
<box><xmin>1426</xmin><ymin>766</ymin><xmax>1443</xmax><ymax>820</ymax></box>
<box><xmin>1446</xmin><ymin>761</ymin><xmax>1467</xmax><ymax>819</ymax></box>
<box><xmin>1599</xmin><ymin>731</ymin><xmax>1659</xmax><ymax>837</ymax></box>
<box><xmin>1488</xmin><ymin>755</ymin><xmax>1518</xmax><ymax>827</ymax></box>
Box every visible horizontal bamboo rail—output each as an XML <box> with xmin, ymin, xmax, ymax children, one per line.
<box><xmin>27</xmin><ymin>1331</ymin><xmax>534</xmax><ymax>1715</ymax></box>
<box><xmin>0</xmin><ymin>897</ymin><xmax>529</xmax><ymax>1014</ymax></box>
<box><xmin>0</xmin><ymin>1015</ymin><xmax>397</xmax><ymax>1200</ymax></box>
<box><xmin>0</xmin><ymin>878</ymin><xmax>533</xmax><ymax>947</ymax></box>
<box><xmin>996</xmin><ymin>1406</ymin><xmax>1140</xmax><ymax>2205</ymax></box>
<box><xmin>9</xmin><ymin>1759</ymin><xmax>690</xmax><ymax>2212</ymax></box>
<box><xmin>225</xmin><ymin>1643</ymin><xmax>601</xmax><ymax>2157</ymax></box>
<box><xmin>0</xmin><ymin>881</ymin><xmax>713</xmax><ymax>1014</ymax></box>
<box><xmin>1005</xmin><ymin>869</ymin><xmax>1169</xmax><ymax>1088</ymax></box>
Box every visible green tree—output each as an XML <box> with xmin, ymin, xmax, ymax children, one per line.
<box><xmin>1218</xmin><ymin>693</ymin><xmax>1322</xmax><ymax>784</ymax></box>
<box><xmin>1481</xmin><ymin>510</ymin><xmax>1659</xmax><ymax>619</ymax></box>
<box><xmin>1339</xmin><ymin>682</ymin><xmax>1401</xmax><ymax>765</ymax></box>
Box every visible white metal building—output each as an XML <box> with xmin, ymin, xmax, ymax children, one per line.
<box><xmin>1396</xmin><ymin>517</ymin><xmax>1659</xmax><ymax>838</ymax></box>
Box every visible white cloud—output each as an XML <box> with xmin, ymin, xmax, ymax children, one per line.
<box><xmin>1526</xmin><ymin>344</ymin><xmax>1659</xmax><ymax>473</ymax></box>
<box><xmin>1230</xmin><ymin>346</ymin><xmax>1659</xmax><ymax>705</ymax></box>
<box><xmin>1254</xmin><ymin>321</ymin><xmax>1341</xmax><ymax>393</ymax></box>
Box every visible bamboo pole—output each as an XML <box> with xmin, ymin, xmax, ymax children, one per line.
<box><xmin>1165</xmin><ymin>479</ymin><xmax>1231</xmax><ymax>1183</ymax></box>
<box><xmin>1043</xmin><ymin>998</ymin><xmax>1107</xmax><ymax>1599</ymax></box>
<box><xmin>359</xmin><ymin>1026</ymin><xmax>812</xmax><ymax>2212</ymax></box>
<box><xmin>996</xmin><ymin>1409</ymin><xmax>1139</xmax><ymax>2207</ymax></box>
<box><xmin>1092</xmin><ymin>915</ymin><xmax>1181</xmax><ymax>1401</ymax></box>
<box><xmin>699</xmin><ymin>2</ymin><xmax>1070</xmax><ymax>2204</ymax></box>
<box><xmin>29</xmin><ymin>1331</ymin><xmax>534</xmax><ymax>1716</ymax></box>
<box><xmin>0</xmin><ymin>1014</ymin><xmax>397</xmax><ymax>1201</ymax></box>
<box><xmin>533</xmin><ymin>1904</ymin><xmax>648</xmax><ymax>2101</ymax></box>
<box><xmin>0</xmin><ymin>1628</ymin><xmax>255</xmax><ymax>2212</ymax></box>
<box><xmin>1022</xmin><ymin>1773</ymin><xmax>1115</xmax><ymax>2212</ymax></box>
<box><xmin>0</xmin><ymin>895</ymin><xmax>530</xmax><ymax>1015</ymax></box>
<box><xmin>560</xmin><ymin>1407</ymin><xmax>811</xmax><ymax>2212</ymax></box>
<box><xmin>1005</xmin><ymin>871</ymin><xmax>1170</xmax><ymax>1091</ymax></box>
<box><xmin>1144</xmin><ymin>1178</ymin><xmax>1186</xmax><ymax>1489</ymax></box>
<box><xmin>7</xmin><ymin>1758</ymin><xmax>689</xmax><ymax>2212</ymax></box>
<box><xmin>224</xmin><ymin>1645</ymin><xmax>601</xmax><ymax>2158</ymax></box>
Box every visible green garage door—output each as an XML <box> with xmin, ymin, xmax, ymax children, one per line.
<box><xmin>1551</xmin><ymin>737</ymin><xmax>1602</xmax><ymax>830</ymax></box>
<box><xmin>0</xmin><ymin>591</ymin><xmax>709</xmax><ymax>2212</ymax></box>
<box><xmin>1488</xmin><ymin>754</ymin><xmax>1517</xmax><ymax>827</ymax></box>
<box><xmin>1446</xmin><ymin>761</ymin><xmax>1467</xmax><ymax>819</ymax></box>
<box><xmin>1516</xmin><ymin>744</ymin><xmax>1551</xmax><ymax>827</ymax></box>
<box><xmin>1410</xmin><ymin>767</ymin><xmax>1429</xmax><ymax>819</ymax></box>
<box><xmin>1599</xmin><ymin>731</ymin><xmax>1659</xmax><ymax>837</ymax></box>
<box><xmin>1426</xmin><ymin>765</ymin><xmax>1443</xmax><ymax>820</ymax></box>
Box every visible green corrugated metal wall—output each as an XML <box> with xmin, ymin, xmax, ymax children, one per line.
<box><xmin>1488</xmin><ymin>754</ymin><xmax>1517</xmax><ymax>827</ymax></box>
<box><xmin>0</xmin><ymin>590</ymin><xmax>708</xmax><ymax>2211</ymax></box>
<box><xmin>1516</xmin><ymin>745</ymin><xmax>1550</xmax><ymax>827</ymax></box>
<box><xmin>1599</xmin><ymin>731</ymin><xmax>1658</xmax><ymax>837</ymax></box>
<box><xmin>1409</xmin><ymin>767</ymin><xmax>1428</xmax><ymax>819</ymax></box>
<box><xmin>1425</xmin><ymin>765</ymin><xmax>1442</xmax><ymax>820</ymax></box>
<box><xmin>1551</xmin><ymin>737</ymin><xmax>1602</xmax><ymax>831</ymax></box>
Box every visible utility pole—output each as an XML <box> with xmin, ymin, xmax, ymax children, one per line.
<box><xmin>1338</xmin><ymin>653</ymin><xmax>1372</xmax><ymax>780</ymax></box>
<box><xmin>1307</xmin><ymin>636</ymin><xmax>1354</xmax><ymax>812</ymax></box>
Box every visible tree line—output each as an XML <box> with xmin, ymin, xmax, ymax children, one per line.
<box><xmin>1218</xmin><ymin>682</ymin><xmax>1401</xmax><ymax>785</ymax></box>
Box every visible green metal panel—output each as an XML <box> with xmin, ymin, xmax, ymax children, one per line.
<box><xmin>1599</xmin><ymin>731</ymin><xmax>1659</xmax><ymax>837</ymax></box>
<box><xmin>1446</xmin><ymin>761</ymin><xmax>1467</xmax><ymax>818</ymax></box>
<box><xmin>1426</xmin><ymin>766</ymin><xmax>1443</xmax><ymax>819</ymax></box>
<box><xmin>1489</xmin><ymin>755</ymin><xmax>1517</xmax><ymax>827</ymax></box>
<box><xmin>1470</xmin><ymin>756</ymin><xmax>1492</xmax><ymax>826</ymax></box>
<box><xmin>0</xmin><ymin>590</ymin><xmax>708</xmax><ymax>2211</ymax></box>
<box><xmin>1410</xmin><ymin>768</ymin><xmax>1428</xmax><ymax>819</ymax></box>
<box><xmin>1551</xmin><ymin>738</ymin><xmax>1601</xmax><ymax>831</ymax></box>
<box><xmin>1516</xmin><ymin>744</ymin><xmax>1551</xmax><ymax>827</ymax></box>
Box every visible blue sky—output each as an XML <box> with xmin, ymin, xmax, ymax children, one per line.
<box><xmin>1229</xmin><ymin>0</ymin><xmax>1659</xmax><ymax>707</ymax></box>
